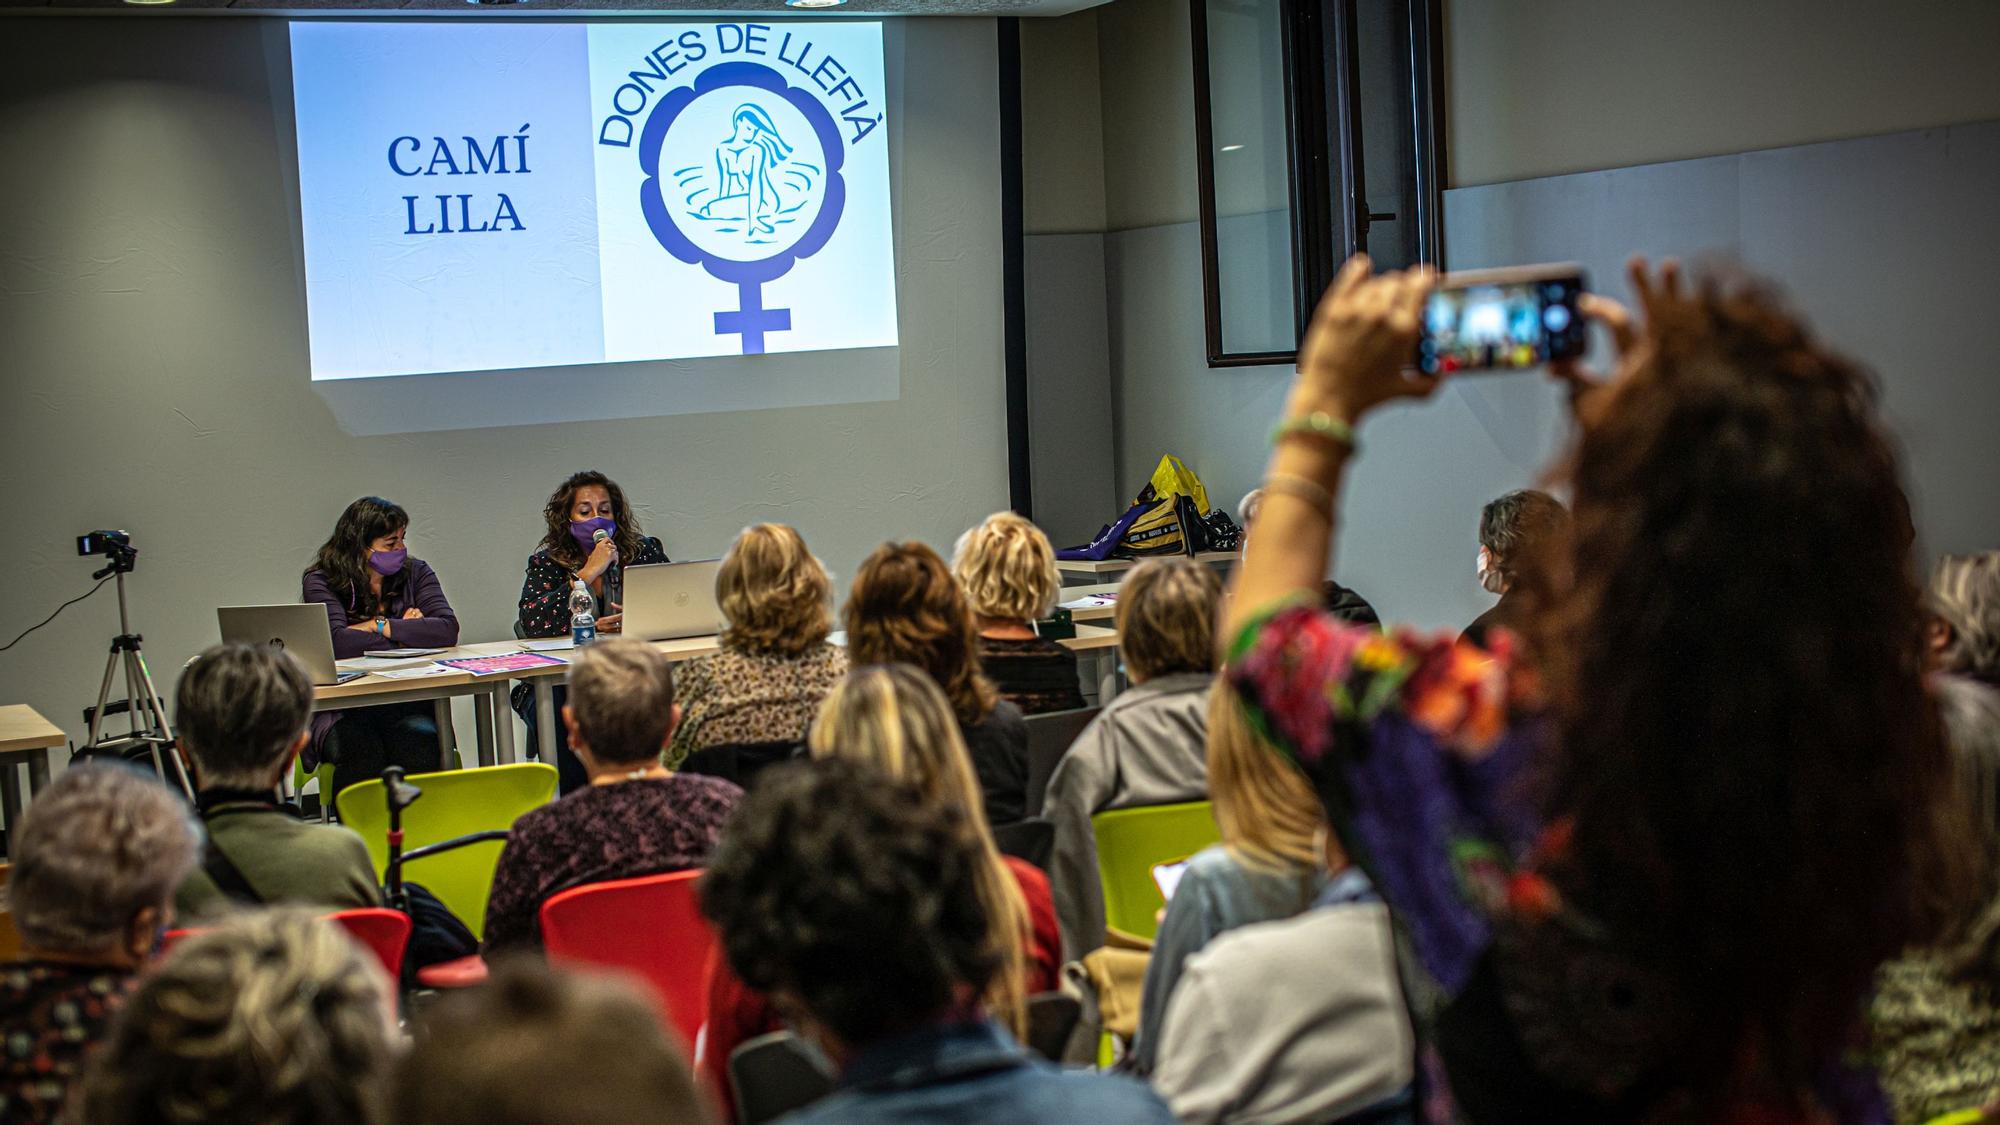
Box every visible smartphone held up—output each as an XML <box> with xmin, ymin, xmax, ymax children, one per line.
<box><xmin>1416</xmin><ymin>263</ymin><xmax>1588</xmax><ymax>376</ymax></box>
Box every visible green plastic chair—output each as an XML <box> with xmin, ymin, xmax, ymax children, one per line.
<box><xmin>335</xmin><ymin>763</ymin><xmax>557</xmax><ymax>941</ymax></box>
<box><xmin>293</xmin><ymin>757</ymin><xmax>337</xmax><ymax>823</ymax></box>
<box><xmin>1090</xmin><ymin>800</ymin><xmax>1221</xmax><ymax>943</ymax></box>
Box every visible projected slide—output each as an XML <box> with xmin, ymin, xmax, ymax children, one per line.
<box><xmin>290</xmin><ymin>22</ymin><xmax>896</xmax><ymax>381</ymax></box>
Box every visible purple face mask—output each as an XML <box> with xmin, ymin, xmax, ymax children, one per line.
<box><xmin>570</xmin><ymin>517</ymin><xmax>616</xmax><ymax>551</ymax></box>
<box><xmin>369</xmin><ymin>547</ymin><xmax>407</xmax><ymax>576</ymax></box>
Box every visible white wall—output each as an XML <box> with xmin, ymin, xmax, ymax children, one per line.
<box><xmin>0</xmin><ymin>16</ymin><xmax>1008</xmax><ymax>755</ymax></box>
<box><xmin>1445</xmin><ymin>0</ymin><xmax>2000</xmax><ymax>186</ymax></box>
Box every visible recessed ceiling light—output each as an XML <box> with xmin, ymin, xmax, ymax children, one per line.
<box><xmin>122</xmin><ymin>0</ymin><xmax>178</xmax><ymax>7</ymax></box>
<box><xmin>787</xmin><ymin>0</ymin><xmax>847</xmax><ymax>7</ymax></box>
<box><xmin>1219</xmin><ymin>144</ymin><xmax>1244</xmax><ymax>153</ymax></box>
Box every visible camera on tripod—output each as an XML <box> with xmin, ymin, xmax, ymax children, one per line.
<box><xmin>77</xmin><ymin>529</ymin><xmax>137</xmax><ymax>576</ymax></box>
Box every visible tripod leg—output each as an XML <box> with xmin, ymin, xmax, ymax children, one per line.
<box><xmin>87</xmin><ymin>648</ymin><xmax>121</xmax><ymax>747</ymax></box>
<box><xmin>131</xmin><ymin>649</ymin><xmax>192</xmax><ymax>797</ymax></box>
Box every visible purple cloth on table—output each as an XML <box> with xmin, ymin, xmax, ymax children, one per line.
<box><xmin>301</xmin><ymin>559</ymin><xmax>459</xmax><ymax>771</ymax></box>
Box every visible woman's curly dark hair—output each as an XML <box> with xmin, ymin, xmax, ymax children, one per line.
<box><xmin>1538</xmin><ymin>271</ymin><xmax>1974</xmax><ymax>1107</ymax></box>
<box><xmin>305</xmin><ymin>496</ymin><xmax>408</xmax><ymax>618</ymax></box>
<box><xmin>699</xmin><ymin>758</ymin><xmax>1000</xmax><ymax>1046</ymax></box>
<box><xmin>537</xmin><ymin>470</ymin><xmax>649</xmax><ymax>572</ymax></box>
<box><xmin>843</xmin><ymin>542</ymin><xmax>999</xmax><ymax>727</ymax></box>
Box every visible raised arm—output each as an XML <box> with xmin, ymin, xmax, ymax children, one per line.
<box><xmin>1226</xmin><ymin>257</ymin><xmax>1436</xmax><ymax>636</ymax></box>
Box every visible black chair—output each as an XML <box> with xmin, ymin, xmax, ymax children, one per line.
<box><xmin>1022</xmin><ymin>706</ymin><xmax>1100</xmax><ymax>817</ymax></box>
<box><xmin>1024</xmin><ymin>991</ymin><xmax>1081</xmax><ymax>1061</ymax></box>
<box><xmin>992</xmin><ymin>817</ymin><xmax>1055</xmax><ymax>871</ymax></box>
<box><xmin>679</xmin><ymin>741</ymin><xmax>802</xmax><ymax>793</ymax></box>
<box><xmin>730</xmin><ymin>1031</ymin><xmax>836</xmax><ymax>1125</ymax></box>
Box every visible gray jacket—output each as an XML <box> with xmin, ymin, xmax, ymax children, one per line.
<box><xmin>1045</xmin><ymin>672</ymin><xmax>1213</xmax><ymax>961</ymax></box>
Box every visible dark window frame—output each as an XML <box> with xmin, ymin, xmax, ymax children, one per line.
<box><xmin>1190</xmin><ymin>0</ymin><xmax>1448</xmax><ymax>368</ymax></box>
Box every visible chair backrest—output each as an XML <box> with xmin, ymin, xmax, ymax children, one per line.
<box><xmin>538</xmin><ymin>869</ymin><xmax>713</xmax><ymax>1049</ymax></box>
<box><xmin>729</xmin><ymin>1031</ymin><xmax>835</xmax><ymax>1125</ymax></box>
<box><xmin>0</xmin><ymin>863</ymin><xmax>18</xmax><ymax>962</ymax></box>
<box><xmin>337</xmin><ymin>762</ymin><xmax>557</xmax><ymax>941</ymax></box>
<box><xmin>677</xmin><ymin>740</ymin><xmax>800</xmax><ymax>793</ymax></box>
<box><xmin>992</xmin><ymin>817</ymin><xmax>1056</xmax><ymax>871</ymax></box>
<box><xmin>1022</xmin><ymin>707</ymin><xmax>1100</xmax><ymax>817</ymax></box>
<box><xmin>328</xmin><ymin>907</ymin><xmax>412</xmax><ymax>978</ymax></box>
<box><xmin>1024</xmin><ymin>990</ymin><xmax>1081</xmax><ymax>1061</ymax></box>
<box><xmin>1090</xmin><ymin>800</ymin><xmax>1221</xmax><ymax>942</ymax></box>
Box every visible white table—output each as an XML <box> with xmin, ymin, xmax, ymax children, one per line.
<box><xmin>1055</xmin><ymin>551</ymin><xmax>1237</xmax><ymax>585</ymax></box>
<box><xmin>0</xmin><ymin>705</ymin><xmax>63</xmax><ymax>856</ymax></box>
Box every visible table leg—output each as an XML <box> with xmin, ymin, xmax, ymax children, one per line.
<box><xmin>491</xmin><ymin>686</ymin><xmax>516</xmax><ymax>766</ymax></box>
<box><xmin>435</xmin><ymin>698</ymin><xmax>457</xmax><ymax>772</ymax></box>
<box><xmin>472</xmin><ymin>694</ymin><xmax>494</xmax><ymax>770</ymax></box>
<box><xmin>0</xmin><ymin>763</ymin><xmax>22</xmax><ymax>860</ymax></box>
<box><xmin>534</xmin><ymin>680</ymin><xmax>557</xmax><ymax>764</ymax></box>
<box><xmin>26</xmin><ymin>750</ymin><xmax>51</xmax><ymax>794</ymax></box>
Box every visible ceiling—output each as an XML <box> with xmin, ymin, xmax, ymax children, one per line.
<box><xmin>2</xmin><ymin>0</ymin><xmax>1109</xmax><ymax>12</ymax></box>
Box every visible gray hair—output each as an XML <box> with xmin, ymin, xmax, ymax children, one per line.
<box><xmin>1932</xmin><ymin>551</ymin><xmax>2000</xmax><ymax>683</ymax></box>
<box><xmin>177</xmin><ymin>642</ymin><xmax>314</xmax><ymax>790</ymax></box>
<box><xmin>567</xmin><ymin>638</ymin><xmax>675</xmax><ymax>766</ymax></box>
<box><xmin>76</xmin><ymin>908</ymin><xmax>394</xmax><ymax>1125</ymax></box>
<box><xmin>11</xmin><ymin>763</ymin><xmax>200</xmax><ymax>954</ymax></box>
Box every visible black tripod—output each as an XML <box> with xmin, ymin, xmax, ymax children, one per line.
<box><xmin>81</xmin><ymin>543</ymin><xmax>191</xmax><ymax>796</ymax></box>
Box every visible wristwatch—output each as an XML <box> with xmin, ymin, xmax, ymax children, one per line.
<box><xmin>375</xmin><ymin>616</ymin><xmax>388</xmax><ymax>636</ymax></box>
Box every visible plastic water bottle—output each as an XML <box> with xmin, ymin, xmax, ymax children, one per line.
<box><xmin>569</xmin><ymin>580</ymin><xmax>597</xmax><ymax>647</ymax></box>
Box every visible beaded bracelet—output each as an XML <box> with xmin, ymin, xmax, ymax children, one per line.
<box><xmin>1262</xmin><ymin>471</ymin><xmax>1336</xmax><ymax>517</ymax></box>
<box><xmin>1271</xmin><ymin>410</ymin><xmax>1358</xmax><ymax>454</ymax></box>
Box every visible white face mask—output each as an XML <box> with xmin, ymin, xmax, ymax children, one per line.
<box><xmin>1477</xmin><ymin>547</ymin><xmax>1506</xmax><ymax>594</ymax></box>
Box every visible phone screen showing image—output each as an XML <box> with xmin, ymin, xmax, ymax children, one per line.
<box><xmin>1153</xmin><ymin>859</ymin><xmax>1191</xmax><ymax>901</ymax></box>
<box><xmin>1418</xmin><ymin>274</ymin><xmax>1585</xmax><ymax>375</ymax></box>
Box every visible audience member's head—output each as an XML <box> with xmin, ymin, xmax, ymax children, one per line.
<box><xmin>77</xmin><ymin>909</ymin><xmax>395</xmax><ymax>1125</ymax></box>
<box><xmin>952</xmin><ymin>511</ymin><xmax>1061</xmax><ymax>626</ymax></box>
<box><xmin>702</xmin><ymin>759</ymin><xmax>997</xmax><ymax>1057</ymax></box>
<box><xmin>1532</xmin><ymin>269</ymin><xmax>1965</xmax><ymax>1096</ymax></box>
<box><xmin>1476</xmin><ymin>489</ymin><xmax>1569</xmax><ymax>596</ymax></box>
<box><xmin>10</xmin><ymin>764</ymin><xmax>199</xmax><ymax>968</ymax></box>
<box><xmin>1206</xmin><ymin>683</ymin><xmax>1329</xmax><ymax>874</ymax></box>
<box><xmin>1929</xmin><ymin>550</ymin><xmax>2000</xmax><ymax>685</ymax></box>
<box><xmin>1115</xmin><ymin>557</ymin><xmax>1223</xmax><ymax>684</ymax></box>
<box><xmin>393</xmin><ymin>959</ymin><xmax>713</xmax><ymax>1125</ymax></box>
<box><xmin>845</xmin><ymin>542</ymin><xmax>998</xmax><ymax>727</ymax></box>
<box><xmin>717</xmin><ymin>523</ymin><xmax>834</xmax><ymax>657</ymax></box>
<box><xmin>563</xmin><ymin>638</ymin><xmax>677</xmax><ymax>771</ymax></box>
<box><xmin>177</xmin><ymin>642</ymin><xmax>314</xmax><ymax>791</ymax></box>
<box><xmin>808</xmin><ymin>664</ymin><xmax>1031</xmax><ymax>1029</ymax></box>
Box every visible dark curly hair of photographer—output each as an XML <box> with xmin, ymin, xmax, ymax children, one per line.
<box><xmin>699</xmin><ymin>758</ymin><xmax>1001</xmax><ymax>1047</ymax></box>
<box><xmin>1537</xmin><ymin>271</ymin><xmax>1975</xmax><ymax>1106</ymax></box>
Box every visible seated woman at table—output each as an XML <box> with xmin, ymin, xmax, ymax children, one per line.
<box><xmin>667</xmin><ymin>524</ymin><xmax>846</xmax><ymax>778</ymax></box>
<box><xmin>511</xmin><ymin>470</ymin><xmax>669</xmax><ymax>793</ymax></box>
<box><xmin>303</xmin><ymin>496</ymin><xmax>460</xmax><ymax>798</ymax></box>
<box><xmin>845</xmin><ymin>542</ymin><xmax>1030</xmax><ymax>827</ymax></box>
<box><xmin>953</xmin><ymin>511</ymin><xmax>1087</xmax><ymax>716</ymax></box>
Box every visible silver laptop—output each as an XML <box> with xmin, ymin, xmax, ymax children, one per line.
<box><xmin>217</xmin><ymin>603</ymin><xmax>358</xmax><ymax>686</ymax></box>
<box><xmin>622</xmin><ymin>560</ymin><xmax>725</xmax><ymax>642</ymax></box>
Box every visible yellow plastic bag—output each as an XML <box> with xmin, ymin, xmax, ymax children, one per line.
<box><xmin>1147</xmin><ymin>455</ymin><xmax>1210</xmax><ymax>516</ymax></box>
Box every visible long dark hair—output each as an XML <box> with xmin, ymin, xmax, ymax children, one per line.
<box><xmin>307</xmin><ymin>497</ymin><xmax>408</xmax><ymax>617</ymax></box>
<box><xmin>537</xmin><ymin>471</ymin><xmax>647</xmax><ymax>572</ymax></box>
<box><xmin>1539</xmin><ymin>274</ymin><xmax>1973</xmax><ymax>1109</ymax></box>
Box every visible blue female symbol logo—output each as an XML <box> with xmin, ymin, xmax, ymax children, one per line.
<box><xmin>639</xmin><ymin>61</ymin><xmax>848</xmax><ymax>355</ymax></box>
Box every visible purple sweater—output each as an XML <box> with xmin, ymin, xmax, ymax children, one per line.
<box><xmin>302</xmin><ymin>560</ymin><xmax>460</xmax><ymax>769</ymax></box>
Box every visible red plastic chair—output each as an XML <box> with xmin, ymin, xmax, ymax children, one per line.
<box><xmin>539</xmin><ymin>870</ymin><xmax>713</xmax><ymax>1049</ymax></box>
<box><xmin>159</xmin><ymin>908</ymin><xmax>409</xmax><ymax>979</ymax></box>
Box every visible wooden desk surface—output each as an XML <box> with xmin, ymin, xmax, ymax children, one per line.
<box><xmin>1058</xmin><ymin>583</ymin><xmax>1122</xmax><ymax>623</ymax></box>
<box><xmin>0</xmin><ymin>706</ymin><xmax>64</xmax><ymax>754</ymax></box>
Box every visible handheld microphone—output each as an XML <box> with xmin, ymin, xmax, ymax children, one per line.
<box><xmin>594</xmin><ymin>528</ymin><xmax>621</xmax><ymax>608</ymax></box>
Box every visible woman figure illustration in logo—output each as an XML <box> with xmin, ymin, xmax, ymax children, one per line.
<box><xmin>699</xmin><ymin>103</ymin><xmax>794</xmax><ymax>238</ymax></box>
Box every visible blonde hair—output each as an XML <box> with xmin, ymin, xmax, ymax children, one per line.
<box><xmin>718</xmin><ymin>524</ymin><xmax>834</xmax><ymax>657</ymax></box>
<box><xmin>568</xmin><ymin>639</ymin><xmax>675</xmax><ymax>765</ymax></box>
<box><xmin>953</xmin><ymin>512</ymin><xmax>1061</xmax><ymax>624</ymax></box>
<box><xmin>1932</xmin><ymin>551</ymin><xmax>2000</xmax><ymax>682</ymax></box>
<box><xmin>809</xmin><ymin>664</ymin><xmax>1032</xmax><ymax>1037</ymax></box>
<box><xmin>1208</xmin><ymin>683</ymin><xmax>1328</xmax><ymax>873</ymax></box>
<box><xmin>1116</xmin><ymin>557</ymin><xmax>1223</xmax><ymax>682</ymax></box>
<box><xmin>78</xmin><ymin>908</ymin><xmax>395</xmax><ymax>1125</ymax></box>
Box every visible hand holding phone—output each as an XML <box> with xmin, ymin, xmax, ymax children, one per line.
<box><xmin>1417</xmin><ymin>264</ymin><xmax>1588</xmax><ymax>376</ymax></box>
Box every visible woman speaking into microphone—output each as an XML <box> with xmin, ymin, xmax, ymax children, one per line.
<box><xmin>513</xmin><ymin>470</ymin><xmax>669</xmax><ymax>791</ymax></box>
